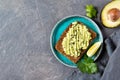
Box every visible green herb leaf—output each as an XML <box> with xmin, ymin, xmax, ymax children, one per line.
<box><xmin>86</xmin><ymin>4</ymin><xmax>97</xmax><ymax>18</ymax></box>
<box><xmin>77</xmin><ymin>55</ymin><xmax>98</xmax><ymax>74</ymax></box>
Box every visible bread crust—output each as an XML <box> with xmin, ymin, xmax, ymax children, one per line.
<box><xmin>55</xmin><ymin>22</ymin><xmax>96</xmax><ymax>63</ymax></box>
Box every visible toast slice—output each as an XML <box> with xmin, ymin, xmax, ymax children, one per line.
<box><xmin>55</xmin><ymin>21</ymin><xmax>96</xmax><ymax>63</ymax></box>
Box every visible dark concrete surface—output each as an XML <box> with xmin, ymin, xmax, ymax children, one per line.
<box><xmin>0</xmin><ymin>0</ymin><xmax>119</xmax><ymax>80</ymax></box>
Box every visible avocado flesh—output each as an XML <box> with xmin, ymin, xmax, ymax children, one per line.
<box><xmin>101</xmin><ymin>0</ymin><xmax>120</xmax><ymax>28</ymax></box>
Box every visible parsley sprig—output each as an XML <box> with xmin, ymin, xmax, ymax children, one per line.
<box><xmin>77</xmin><ymin>55</ymin><xmax>98</xmax><ymax>74</ymax></box>
<box><xmin>86</xmin><ymin>5</ymin><xmax>97</xmax><ymax>18</ymax></box>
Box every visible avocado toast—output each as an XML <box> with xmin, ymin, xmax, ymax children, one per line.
<box><xmin>55</xmin><ymin>21</ymin><xmax>96</xmax><ymax>63</ymax></box>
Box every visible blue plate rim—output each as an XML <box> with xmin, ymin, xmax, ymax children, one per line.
<box><xmin>50</xmin><ymin>15</ymin><xmax>103</xmax><ymax>68</ymax></box>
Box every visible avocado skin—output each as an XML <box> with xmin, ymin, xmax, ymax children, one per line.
<box><xmin>100</xmin><ymin>1</ymin><xmax>120</xmax><ymax>28</ymax></box>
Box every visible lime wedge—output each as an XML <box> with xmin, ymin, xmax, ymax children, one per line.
<box><xmin>87</xmin><ymin>42</ymin><xmax>101</xmax><ymax>57</ymax></box>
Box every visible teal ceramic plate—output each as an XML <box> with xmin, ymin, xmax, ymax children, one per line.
<box><xmin>50</xmin><ymin>15</ymin><xmax>103</xmax><ymax>68</ymax></box>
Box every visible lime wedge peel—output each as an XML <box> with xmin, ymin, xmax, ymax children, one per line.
<box><xmin>87</xmin><ymin>42</ymin><xmax>102</xmax><ymax>57</ymax></box>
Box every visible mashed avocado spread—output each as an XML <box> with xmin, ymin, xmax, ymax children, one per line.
<box><xmin>62</xmin><ymin>21</ymin><xmax>92</xmax><ymax>58</ymax></box>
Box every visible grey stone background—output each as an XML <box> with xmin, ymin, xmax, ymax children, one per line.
<box><xmin>0</xmin><ymin>0</ymin><xmax>119</xmax><ymax>80</ymax></box>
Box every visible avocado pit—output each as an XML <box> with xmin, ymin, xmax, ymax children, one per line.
<box><xmin>107</xmin><ymin>8</ymin><xmax>120</xmax><ymax>22</ymax></box>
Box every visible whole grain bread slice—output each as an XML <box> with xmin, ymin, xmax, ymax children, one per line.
<box><xmin>55</xmin><ymin>22</ymin><xmax>96</xmax><ymax>63</ymax></box>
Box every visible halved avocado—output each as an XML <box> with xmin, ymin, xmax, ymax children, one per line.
<box><xmin>101</xmin><ymin>0</ymin><xmax>120</xmax><ymax>28</ymax></box>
